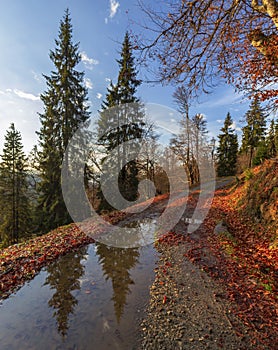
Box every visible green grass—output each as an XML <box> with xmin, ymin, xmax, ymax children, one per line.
<box><xmin>261</xmin><ymin>283</ymin><xmax>273</xmax><ymax>292</ymax></box>
<box><xmin>244</xmin><ymin>168</ymin><xmax>254</xmax><ymax>180</ymax></box>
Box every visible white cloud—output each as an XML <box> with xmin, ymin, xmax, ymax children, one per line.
<box><xmin>0</xmin><ymin>88</ymin><xmax>14</xmax><ymax>98</ymax></box>
<box><xmin>84</xmin><ymin>78</ymin><xmax>93</xmax><ymax>89</ymax></box>
<box><xmin>216</xmin><ymin>119</ymin><xmax>223</xmax><ymax>123</ymax></box>
<box><xmin>13</xmin><ymin>89</ymin><xmax>40</xmax><ymax>101</ymax></box>
<box><xmin>201</xmin><ymin>88</ymin><xmax>246</xmax><ymax>109</ymax></box>
<box><xmin>31</xmin><ymin>70</ymin><xmax>41</xmax><ymax>83</ymax></box>
<box><xmin>105</xmin><ymin>0</ymin><xmax>120</xmax><ymax>23</ymax></box>
<box><xmin>109</xmin><ymin>0</ymin><xmax>120</xmax><ymax>18</ymax></box>
<box><xmin>96</xmin><ymin>93</ymin><xmax>103</xmax><ymax>99</ymax></box>
<box><xmin>0</xmin><ymin>89</ymin><xmax>42</xmax><ymax>153</ymax></box>
<box><xmin>80</xmin><ymin>52</ymin><xmax>99</xmax><ymax>70</ymax></box>
<box><xmin>231</xmin><ymin>121</ymin><xmax>241</xmax><ymax>132</ymax></box>
<box><xmin>105</xmin><ymin>77</ymin><xmax>111</xmax><ymax>83</ymax></box>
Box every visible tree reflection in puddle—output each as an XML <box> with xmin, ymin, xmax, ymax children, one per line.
<box><xmin>0</xmin><ymin>217</ymin><xmax>157</xmax><ymax>350</ymax></box>
<box><xmin>44</xmin><ymin>246</ymin><xmax>88</xmax><ymax>337</ymax></box>
<box><xmin>95</xmin><ymin>242</ymin><xmax>140</xmax><ymax>323</ymax></box>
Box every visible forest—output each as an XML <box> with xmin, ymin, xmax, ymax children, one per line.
<box><xmin>0</xmin><ymin>5</ymin><xmax>277</xmax><ymax>248</ymax></box>
<box><xmin>0</xmin><ymin>2</ymin><xmax>277</xmax><ymax>349</ymax></box>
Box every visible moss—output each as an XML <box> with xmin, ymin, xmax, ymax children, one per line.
<box><xmin>243</xmin><ymin>159</ymin><xmax>278</xmax><ymax>227</ymax></box>
<box><xmin>261</xmin><ymin>283</ymin><xmax>273</xmax><ymax>292</ymax></box>
<box><xmin>244</xmin><ymin>168</ymin><xmax>254</xmax><ymax>180</ymax></box>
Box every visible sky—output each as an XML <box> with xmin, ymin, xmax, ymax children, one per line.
<box><xmin>0</xmin><ymin>0</ymin><xmax>261</xmax><ymax>154</ymax></box>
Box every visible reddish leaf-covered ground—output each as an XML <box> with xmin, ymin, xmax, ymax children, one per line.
<box><xmin>0</xmin><ymin>175</ymin><xmax>277</xmax><ymax>348</ymax></box>
<box><xmin>0</xmin><ymin>224</ymin><xmax>94</xmax><ymax>299</ymax></box>
<box><xmin>158</xmin><ymin>182</ymin><xmax>277</xmax><ymax>349</ymax></box>
<box><xmin>0</xmin><ymin>193</ymin><xmax>169</xmax><ymax>300</ymax></box>
<box><xmin>0</xmin><ymin>210</ymin><xmax>129</xmax><ymax>300</ymax></box>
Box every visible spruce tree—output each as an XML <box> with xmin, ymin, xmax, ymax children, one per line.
<box><xmin>216</xmin><ymin>113</ymin><xmax>238</xmax><ymax>177</ymax></box>
<box><xmin>266</xmin><ymin>119</ymin><xmax>277</xmax><ymax>158</ymax></box>
<box><xmin>97</xmin><ymin>32</ymin><xmax>145</xmax><ymax>211</ymax></box>
<box><xmin>37</xmin><ymin>9</ymin><xmax>90</xmax><ymax>231</ymax></box>
<box><xmin>0</xmin><ymin>123</ymin><xmax>30</xmax><ymax>246</ymax></box>
<box><xmin>241</xmin><ymin>98</ymin><xmax>266</xmax><ymax>167</ymax></box>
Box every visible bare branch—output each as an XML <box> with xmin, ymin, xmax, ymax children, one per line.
<box><xmin>135</xmin><ymin>0</ymin><xmax>278</xmax><ymax>108</ymax></box>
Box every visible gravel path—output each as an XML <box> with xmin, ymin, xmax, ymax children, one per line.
<box><xmin>139</xmin><ymin>243</ymin><xmax>256</xmax><ymax>350</ymax></box>
<box><xmin>137</xmin><ymin>179</ymin><xmax>260</xmax><ymax>350</ymax></box>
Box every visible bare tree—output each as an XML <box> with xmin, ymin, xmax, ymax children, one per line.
<box><xmin>170</xmin><ymin>87</ymin><xmax>209</xmax><ymax>184</ymax></box>
<box><xmin>173</xmin><ymin>86</ymin><xmax>191</xmax><ymax>166</ymax></box>
<box><xmin>135</xmin><ymin>0</ymin><xmax>278</xmax><ymax>108</ymax></box>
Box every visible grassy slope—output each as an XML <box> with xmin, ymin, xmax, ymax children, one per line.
<box><xmin>239</xmin><ymin>158</ymin><xmax>278</xmax><ymax>247</ymax></box>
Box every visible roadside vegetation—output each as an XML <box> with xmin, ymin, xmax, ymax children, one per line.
<box><xmin>158</xmin><ymin>160</ymin><xmax>277</xmax><ymax>349</ymax></box>
<box><xmin>0</xmin><ymin>3</ymin><xmax>277</xmax><ymax>347</ymax></box>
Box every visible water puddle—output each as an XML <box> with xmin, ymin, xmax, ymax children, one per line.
<box><xmin>0</xmin><ymin>217</ymin><xmax>158</xmax><ymax>350</ymax></box>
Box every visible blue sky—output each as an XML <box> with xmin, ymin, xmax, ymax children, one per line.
<box><xmin>0</xmin><ymin>0</ymin><xmax>255</xmax><ymax>154</ymax></box>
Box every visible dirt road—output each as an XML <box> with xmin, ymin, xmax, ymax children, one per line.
<box><xmin>134</xmin><ymin>178</ymin><xmax>261</xmax><ymax>349</ymax></box>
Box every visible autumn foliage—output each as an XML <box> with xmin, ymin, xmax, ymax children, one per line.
<box><xmin>205</xmin><ymin>189</ymin><xmax>277</xmax><ymax>349</ymax></box>
<box><xmin>0</xmin><ymin>209</ymin><xmax>130</xmax><ymax>300</ymax></box>
<box><xmin>0</xmin><ymin>192</ymin><xmax>170</xmax><ymax>300</ymax></box>
<box><xmin>156</xmin><ymin>162</ymin><xmax>278</xmax><ymax>349</ymax></box>
<box><xmin>157</xmin><ymin>194</ymin><xmax>277</xmax><ymax>348</ymax></box>
<box><xmin>1</xmin><ymin>158</ymin><xmax>277</xmax><ymax>348</ymax></box>
<box><xmin>0</xmin><ymin>224</ymin><xmax>93</xmax><ymax>299</ymax></box>
<box><xmin>137</xmin><ymin>0</ymin><xmax>278</xmax><ymax>108</ymax></box>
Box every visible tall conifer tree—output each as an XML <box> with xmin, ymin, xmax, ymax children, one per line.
<box><xmin>266</xmin><ymin>119</ymin><xmax>278</xmax><ymax>158</ymax></box>
<box><xmin>37</xmin><ymin>9</ymin><xmax>90</xmax><ymax>231</ymax></box>
<box><xmin>241</xmin><ymin>98</ymin><xmax>266</xmax><ymax>167</ymax></box>
<box><xmin>0</xmin><ymin>124</ymin><xmax>30</xmax><ymax>246</ymax></box>
<box><xmin>97</xmin><ymin>32</ymin><xmax>145</xmax><ymax>211</ymax></box>
<box><xmin>216</xmin><ymin>113</ymin><xmax>238</xmax><ymax>177</ymax></box>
